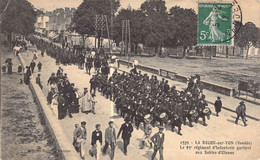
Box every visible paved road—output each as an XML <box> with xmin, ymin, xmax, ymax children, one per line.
<box><xmin>20</xmin><ymin>43</ymin><xmax>260</xmax><ymax>160</ymax></box>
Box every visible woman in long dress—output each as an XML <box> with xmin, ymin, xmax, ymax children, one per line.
<box><xmin>203</xmin><ymin>6</ymin><xmax>228</xmax><ymax>42</ymax></box>
<box><xmin>7</xmin><ymin>62</ymin><xmax>13</xmax><ymax>74</ymax></box>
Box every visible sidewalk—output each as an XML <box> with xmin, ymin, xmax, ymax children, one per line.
<box><xmin>116</xmin><ymin>64</ymin><xmax>260</xmax><ymax>121</ymax></box>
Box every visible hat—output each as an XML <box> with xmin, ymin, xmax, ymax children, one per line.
<box><xmin>108</xmin><ymin>121</ymin><xmax>114</xmax><ymax>125</ymax></box>
<box><xmin>240</xmin><ymin>101</ymin><xmax>245</xmax><ymax>105</ymax></box>
<box><xmin>51</xmin><ymin>72</ymin><xmax>55</xmax><ymax>75</ymax></box>
<box><xmin>158</xmin><ymin>126</ymin><xmax>164</xmax><ymax>130</ymax></box>
<box><xmin>84</xmin><ymin>88</ymin><xmax>88</xmax><ymax>90</ymax></box>
<box><xmin>217</xmin><ymin>96</ymin><xmax>221</xmax><ymax>99</ymax></box>
<box><xmin>125</xmin><ymin>117</ymin><xmax>130</xmax><ymax>122</ymax></box>
<box><xmin>81</xmin><ymin>121</ymin><xmax>86</xmax><ymax>125</ymax></box>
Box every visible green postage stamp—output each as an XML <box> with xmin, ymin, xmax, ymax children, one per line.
<box><xmin>198</xmin><ymin>3</ymin><xmax>233</xmax><ymax>46</ymax></box>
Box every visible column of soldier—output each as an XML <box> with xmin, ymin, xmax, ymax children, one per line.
<box><xmin>28</xmin><ymin>36</ymin><xmax>86</xmax><ymax>66</ymax></box>
<box><xmin>29</xmin><ymin>35</ymin><xmax>212</xmax><ymax>137</ymax></box>
<box><xmin>92</xmin><ymin>70</ymin><xmax>212</xmax><ymax>136</ymax></box>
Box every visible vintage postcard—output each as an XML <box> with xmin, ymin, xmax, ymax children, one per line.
<box><xmin>0</xmin><ymin>0</ymin><xmax>259</xmax><ymax>160</ymax></box>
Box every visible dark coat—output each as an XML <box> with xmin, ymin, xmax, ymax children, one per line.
<box><xmin>151</xmin><ymin>132</ymin><xmax>165</xmax><ymax>149</ymax></box>
<box><xmin>117</xmin><ymin>123</ymin><xmax>133</xmax><ymax>140</ymax></box>
<box><xmin>91</xmin><ymin>130</ymin><xmax>103</xmax><ymax>146</ymax></box>
<box><xmin>236</xmin><ymin>104</ymin><xmax>246</xmax><ymax>116</ymax></box>
<box><xmin>214</xmin><ymin>100</ymin><xmax>222</xmax><ymax>112</ymax></box>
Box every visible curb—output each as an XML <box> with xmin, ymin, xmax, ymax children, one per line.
<box><xmin>18</xmin><ymin>53</ymin><xmax>81</xmax><ymax>160</ymax></box>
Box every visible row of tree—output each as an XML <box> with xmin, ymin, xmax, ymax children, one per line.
<box><xmin>70</xmin><ymin>0</ymin><xmax>199</xmax><ymax>54</ymax></box>
<box><xmin>70</xmin><ymin>0</ymin><xmax>260</xmax><ymax>56</ymax></box>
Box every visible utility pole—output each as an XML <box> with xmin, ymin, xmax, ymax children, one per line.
<box><xmin>122</xmin><ymin>19</ymin><xmax>130</xmax><ymax>67</ymax></box>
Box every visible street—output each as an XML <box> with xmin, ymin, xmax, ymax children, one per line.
<box><xmin>20</xmin><ymin>45</ymin><xmax>260</xmax><ymax>160</ymax></box>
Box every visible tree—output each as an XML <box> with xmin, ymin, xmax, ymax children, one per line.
<box><xmin>114</xmin><ymin>8</ymin><xmax>146</xmax><ymax>54</ymax></box>
<box><xmin>0</xmin><ymin>0</ymin><xmax>36</xmax><ymax>37</ymax></box>
<box><xmin>140</xmin><ymin>0</ymin><xmax>168</xmax><ymax>54</ymax></box>
<box><xmin>167</xmin><ymin>6</ymin><xmax>197</xmax><ymax>57</ymax></box>
<box><xmin>235</xmin><ymin>22</ymin><xmax>259</xmax><ymax>59</ymax></box>
<box><xmin>70</xmin><ymin>0</ymin><xmax>120</xmax><ymax>48</ymax></box>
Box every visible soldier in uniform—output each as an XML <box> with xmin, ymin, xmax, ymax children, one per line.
<box><xmin>182</xmin><ymin>97</ymin><xmax>193</xmax><ymax>127</ymax></box>
<box><xmin>170</xmin><ymin>102</ymin><xmax>183</xmax><ymax>135</ymax></box>
<box><xmin>140</xmin><ymin>118</ymin><xmax>153</xmax><ymax>149</ymax></box>
<box><xmin>195</xmin><ymin>95</ymin><xmax>208</xmax><ymax>126</ymax></box>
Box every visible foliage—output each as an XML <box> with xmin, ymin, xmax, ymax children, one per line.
<box><xmin>235</xmin><ymin>22</ymin><xmax>259</xmax><ymax>58</ymax></box>
<box><xmin>0</xmin><ymin>0</ymin><xmax>36</xmax><ymax>36</ymax></box>
<box><xmin>166</xmin><ymin>6</ymin><xmax>197</xmax><ymax>48</ymax></box>
<box><xmin>70</xmin><ymin>0</ymin><xmax>120</xmax><ymax>37</ymax></box>
<box><xmin>140</xmin><ymin>0</ymin><xmax>168</xmax><ymax>51</ymax></box>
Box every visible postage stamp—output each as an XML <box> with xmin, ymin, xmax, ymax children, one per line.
<box><xmin>198</xmin><ymin>3</ymin><xmax>233</xmax><ymax>46</ymax></box>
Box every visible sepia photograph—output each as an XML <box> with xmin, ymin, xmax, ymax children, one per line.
<box><xmin>0</xmin><ymin>0</ymin><xmax>260</xmax><ymax>160</ymax></box>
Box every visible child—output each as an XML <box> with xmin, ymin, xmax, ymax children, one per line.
<box><xmin>18</xmin><ymin>64</ymin><xmax>23</xmax><ymax>73</ymax></box>
<box><xmin>2</xmin><ymin>64</ymin><xmax>7</xmax><ymax>73</ymax></box>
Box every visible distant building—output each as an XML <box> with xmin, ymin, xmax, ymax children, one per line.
<box><xmin>35</xmin><ymin>7</ymin><xmax>75</xmax><ymax>34</ymax></box>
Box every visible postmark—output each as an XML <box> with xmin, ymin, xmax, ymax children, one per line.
<box><xmin>197</xmin><ymin>1</ymin><xmax>242</xmax><ymax>46</ymax></box>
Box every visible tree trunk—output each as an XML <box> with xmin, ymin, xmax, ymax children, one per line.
<box><xmin>135</xmin><ymin>43</ymin><xmax>138</xmax><ymax>55</ymax></box>
<box><xmin>98</xmin><ymin>37</ymin><xmax>101</xmax><ymax>49</ymax></box>
<box><xmin>95</xmin><ymin>37</ymin><xmax>97</xmax><ymax>49</ymax></box>
<box><xmin>183</xmin><ymin>46</ymin><xmax>187</xmax><ymax>58</ymax></box>
<box><xmin>233</xmin><ymin>46</ymin><xmax>235</xmax><ymax>56</ymax></box>
<box><xmin>246</xmin><ymin>46</ymin><xmax>249</xmax><ymax>59</ymax></box>
<box><xmin>82</xmin><ymin>35</ymin><xmax>85</xmax><ymax>49</ymax></box>
<box><xmin>226</xmin><ymin>46</ymin><xmax>229</xmax><ymax>58</ymax></box>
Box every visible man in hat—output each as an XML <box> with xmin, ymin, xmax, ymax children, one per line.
<box><xmin>90</xmin><ymin>75</ymin><xmax>97</xmax><ymax>95</ymax></box>
<box><xmin>57</xmin><ymin>92</ymin><xmax>66</xmax><ymax>119</ymax></box>
<box><xmin>103</xmin><ymin>121</ymin><xmax>116</xmax><ymax>160</ymax></box>
<box><xmin>36</xmin><ymin>74</ymin><xmax>43</xmax><ymax>89</ymax></box>
<box><xmin>117</xmin><ymin>117</ymin><xmax>134</xmax><ymax>156</ymax></box>
<box><xmin>91</xmin><ymin>124</ymin><xmax>102</xmax><ymax>159</ymax></box>
<box><xmin>214</xmin><ymin>96</ymin><xmax>222</xmax><ymax>117</ymax></box>
<box><xmin>47</xmin><ymin>73</ymin><xmax>57</xmax><ymax>86</ymax></box>
<box><xmin>235</xmin><ymin>101</ymin><xmax>247</xmax><ymax>126</ymax></box>
<box><xmin>151</xmin><ymin>126</ymin><xmax>165</xmax><ymax>160</ymax></box>
<box><xmin>75</xmin><ymin>121</ymin><xmax>87</xmax><ymax>159</ymax></box>
<box><xmin>37</xmin><ymin>61</ymin><xmax>42</xmax><ymax>72</ymax></box>
<box><xmin>73</xmin><ymin>124</ymin><xmax>80</xmax><ymax>152</ymax></box>
<box><xmin>30</xmin><ymin>60</ymin><xmax>36</xmax><ymax>74</ymax></box>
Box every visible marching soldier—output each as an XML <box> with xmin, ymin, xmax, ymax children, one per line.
<box><xmin>140</xmin><ymin>118</ymin><xmax>153</xmax><ymax>149</ymax></box>
<box><xmin>182</xmin><ymin>98</ymin><xmax>193</xmax><ymax>127</ymax></box>
<box><xmin>195</xmin><ymin>95</ymin><xmax>208</xmax><ymax>126</ymax></box>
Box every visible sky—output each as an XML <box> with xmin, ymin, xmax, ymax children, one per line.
<box><xmin>28</xmin><ymin>0</ymin><xmax>260</xmax><ymax>27</ymax></box>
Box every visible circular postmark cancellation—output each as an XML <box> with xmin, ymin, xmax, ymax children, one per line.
<box><xmin>197</xmin><ymin>0</ymin><xmax>242</xmax><ymax>46</ymax></box>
